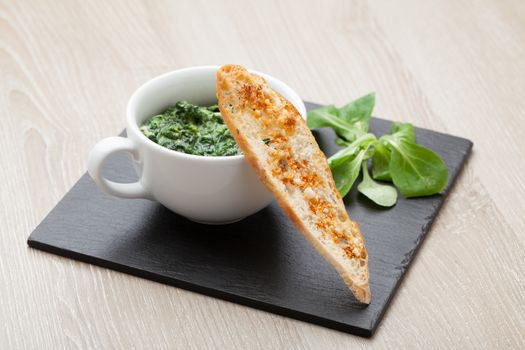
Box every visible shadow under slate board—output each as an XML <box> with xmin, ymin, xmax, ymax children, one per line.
<box><xmin>27</xmin><ymin>102</ymin><xmax>472</xmax><ymax>337</ymax></box>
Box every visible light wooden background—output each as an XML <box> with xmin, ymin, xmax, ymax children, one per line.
<box><xmin>1</xmin><ymin>0</ymin><xmax>524</xmax><ymax>348</ymax></box>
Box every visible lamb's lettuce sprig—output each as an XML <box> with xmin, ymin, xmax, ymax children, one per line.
<box><xmin>307</xmin><ymin>93</ymin><xmax>449</xmax><ymax>207</ymax></box>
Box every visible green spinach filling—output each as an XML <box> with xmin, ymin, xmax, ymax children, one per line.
<box><xmin>140</xmin><ymin>101</ymin><xmax>241</xmax><ymax>156</ymax></box>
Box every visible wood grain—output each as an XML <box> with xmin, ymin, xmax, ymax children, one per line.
<box><xmin>0</xmin><ymin>0</ymin><xmax>523</xmax><ymax>348</ymax></box>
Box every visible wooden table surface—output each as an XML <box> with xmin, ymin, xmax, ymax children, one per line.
<box><xmin>1</xmin><ymin>0</ymin><xmax>524</xmax><ymax>348</ymax></box>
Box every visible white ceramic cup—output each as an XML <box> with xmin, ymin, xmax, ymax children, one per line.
<box><xmin>88</xmin><ymin>66</ymin><xmax>306</xmax><ymax>224</ymax></box>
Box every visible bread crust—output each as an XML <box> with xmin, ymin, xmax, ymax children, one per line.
<box><xmin>216</xmin><ymin>65</ymin><xmax>371</xmax><ymax>304</ymax></box>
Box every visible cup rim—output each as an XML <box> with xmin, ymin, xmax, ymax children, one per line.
<box><xmin>126</xmin><ymin>65</ymin><xmax>306</xmax><ymax>163</ymax></box>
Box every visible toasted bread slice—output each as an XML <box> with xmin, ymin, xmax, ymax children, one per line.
<box><xmin>216</xmin><ymin>65</ymin><xmax>371</xmax><ymax>304</ymax></box>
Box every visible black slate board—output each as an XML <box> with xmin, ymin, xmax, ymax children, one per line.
<box><xmin>27</xmin><ymin>102</ymin><xmax>472</xmax><ymax>337</ymax></box>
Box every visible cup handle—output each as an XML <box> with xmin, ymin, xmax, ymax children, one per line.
<box><xmin>88</xmin><ymin>136</ymin><xmax>152</xmax><ymax>199</ymax></box>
